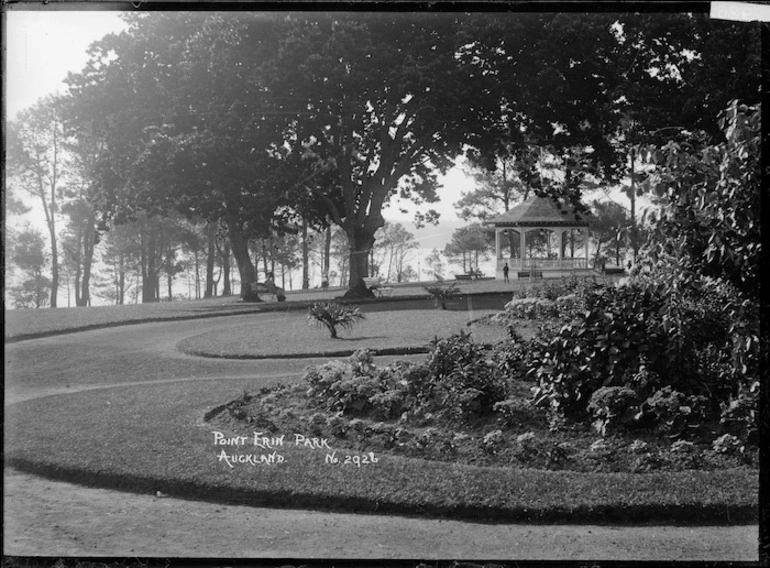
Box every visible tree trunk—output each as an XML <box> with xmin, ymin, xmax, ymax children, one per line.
<box><xmin>194</xmin><ymin>250</ymin><xmax>200</xmax><ymax>299</ymax></box>
<box><xmin>322</xmin><ymin>225</ymin><xmax>331</xmax><ymax>286</ymax></box>
<box><xmin>343</xmin><ymin>227</ymin><xmax>376</xmax><ymax>299</ymax></box>
<box><xmin>205</xmin><ymin>222</ymin><xmax>216</xmax><ymax>298</ymax></box>
<box><xmin>302</xmin><ymin>219</ymin><xmax>310</xmax><ymax>290</ymax></box>
<box><xmin>74</xmin><ymin>268</ymin><xmax>82</xmax><ymax>307</ymax></box>
<box><xmin>117</xmin><ymin>254</ymin><xmax>126</xmax><ymax>305</ymax></box>
<box><xmin>227</xmin><ymin>218</ymin><xmax>258</xmax><ymax>301</ymax></box>
<box><xmin>48</xmin><ymin>223</ymin><xmax>58</xmax><ymax>308</ymax></box>
<box><xmin>261</xmin><ymin>239</ymin><xmax>269</xmax><ymax>278</ymax></box>
<box><xmin>222</xmin><ymin>238</ymin><xmax>232</xmax><ymax>296</ymax></box>
<box><xmin>629</xmin><ymin>148</ymin><xmax>639</xmax><ymax>263</ymax></box>
<box><xmin>79</xmin><ymin>227</ymin><xmax>95</xmax><ymax>308</ymax></box>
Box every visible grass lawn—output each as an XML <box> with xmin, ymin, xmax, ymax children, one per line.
<box><xmin>4</xmin><ymin>295</ymin><xmax>257</xmax><ymax>341</ymax></box>
<box><xmin>4</xmin><ymin>284</ymin><xmax>515</xmax><ymax>342</ymax></box>
<box><xmin>177</xmin><ymin>308</ymin><xmax>513</xmax><ymax>358</ymax></box>
<box><xmin>4</xmin><ymin>380</ymin><xmax>757</xmax><ymax>524</ymax></box>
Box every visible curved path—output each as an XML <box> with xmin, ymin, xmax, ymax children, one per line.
<box><xmin>4</xmin><ymin>313</ymin><xmax>759</xmax><ymax>561</ymax></box>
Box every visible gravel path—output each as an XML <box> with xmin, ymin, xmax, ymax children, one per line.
<box><xmin>3</xmin><ymin>313</ymin><xmax>759</xmax><ymax>561</ymax></box>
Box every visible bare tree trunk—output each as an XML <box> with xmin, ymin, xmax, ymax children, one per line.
<box><xmin>194</xmin><ymin>250</ymin><xmax>200</xmax><ymax>299</ymax></box>
<box><xmin>79</xmin><ymin>227</ymin><xmax>95</xmax><ymax>308</ymax></box>
<box><xmin>301</xmin><ymin>219</ymin><xmax>310</xmax><ymax>290</ymax></box>
<box><xmin>221</xmin><ymin>238</ymin><xmax>231</xmax><ymax>296</ymax></box>
<box><xmin>323</xmin><ymin>225</ymin><xmax>331</xmax><ymax>286</ymax></box>
<box><xmin>205</xmin><ymin>222</ymin><xmax>216</xmax><ymax>298</ymax></box>
<box><xmin>48</xmin><ymin>222</ymin><xmax>59</xmax><ymax>308</ymax></box>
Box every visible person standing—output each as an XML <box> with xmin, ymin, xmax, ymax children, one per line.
<box><xmin>503</xmin><ymin>263</ymin><xmax>510</xmax><ymax>283</ymax></box>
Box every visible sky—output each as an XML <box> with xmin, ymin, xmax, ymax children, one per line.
<box><xmin>6</xmin><ymin>11</ymin><xmax>129</xmax><ymax>119</ymax></box>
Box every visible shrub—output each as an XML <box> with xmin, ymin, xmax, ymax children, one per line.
<box><xmin>493</xmin><ymin>398</ymin><xmax>545</xmax><ymax>429</ymax></box>
<box><xmin>307</xmin><ymin>302</ymin><xmax>365</xmax><ymax>338</ymax></box>
<box><xmin>422</xmin><ymin>283</ymin><xmax>460</xmax><ymax>309</ymax></box>
<box><xmin>712</xmin><ymin>433</ymin><xmax>743</xmax><ymax>455</ymax></box>
<box><xmin>668</xmin><ymin>440</ymin><xmax>700</xmax><ymax>470</ymax></box>
<box><xmin>587</xmin><ymin>387</ymin><xmax>640</xmax><ymax>436</ymax></box>
<box><xmin>304</xmin><ymin>350</ymin><xmax>406</xmax><ymax>416</ymax></box>
<box><xmin>482</xmin><ymin>429</ymin><xmax>505</xmax><ymax>454</ymax></box>
<box><xmin>719</xmin><ymin>379</ymin><xmax>759</xmax><ymax>445</ymax></box>
<box><xmin>503</xmin><ymin>297</ymin><xmax>559</xmax><ymax>320</ymax></box>
<box><xmin>528</xmin><ymin>270</ymin><xmax>757</xmax><ymax>428</ymax></box>
<box><xmin>489</xmin><ymin>328</ymin><xmax>529</xmax><ymax>382</ymax></box>
<box><xmin>630</xmin><ymin>450</ymin><xmax>664</xmax><ymax>473</ymax></box>
<box><xmin>420</xmin><ymin>331</ymin><xmax>507</xmax><ymax>421</ymax></box>
<box><xmin>529</xmin><ymin>282</ymin><xmax>664</xmax><ymax>416</ymax></box>
<box><xmin>641</xmin><ymin>386</ymin><xmax>708</xmax><ymax>438</ymax></box>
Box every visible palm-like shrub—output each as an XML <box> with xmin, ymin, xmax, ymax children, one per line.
<box><xmin>423</xmin><ymin>283</ymin><xmax>460</xmax><ymax>309</ymax></box>
<box><xmin>307</xmin><ymin>302</ymin><xmax>365</xmax><ymax>339</ymax></box>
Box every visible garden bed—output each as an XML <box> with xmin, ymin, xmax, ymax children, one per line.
<box><xmin>211</xmin><ymin>354</ymin><xmax>759</xmax><ymax>475</ymax></box>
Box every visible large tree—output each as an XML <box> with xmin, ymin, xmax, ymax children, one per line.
<box><xmin>7</xmin><ymin>95</ymin><xmax>68</xmax><ymax>308</ymax></box>
<box><xmin>443</xmin><ymin>224</ymin><xmax>492</xmax><ymax>273</ymax></box>
<box><xmin>589</xmin><ymin>199</ymin><xmax>631</xmax><ymax>266</ymax></box>
<box><xmin>9</xmin><ymin>227</ymin><xmax>51</xmax><ymax>309</ymax></box>
<box><xmin>64</xmin><ymin>13</ymin><xmax>291</xmax><ymax>302</ymax></box>
<box><xmin>60</xmin><ymin>198</ymin><xmax>98</xmax><ymax>306</ymax></box>
<box><xmin>268</xmin><ymin>14</ymin><xmax>502</xmax><ymax>296</ymax></box>
<box><xmin>375</xmin><ymin>222</ymin><xmax>418</xmax><ymax>283</ymax></box>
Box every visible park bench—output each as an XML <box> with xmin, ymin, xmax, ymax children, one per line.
<box><xmin>363</xmin><ymin>277</ymin><xmax>394</xmax><ymax>298</ymax></box>
<box><xmin>455</xmin><ymin>270</ymin><xmax>484</xmax><ymax>281</ymax></box>
<box><xmin>518</xmin><ymin>270</ymin><xmax>543</xmax><ymax>279</ymax></box>
<box><xmin>250</xmin><ymin>281</ymin><xmax>286</xmax><ymax>302</ymax></box>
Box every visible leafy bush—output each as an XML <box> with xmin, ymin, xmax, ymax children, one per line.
<box><xmin>640</xmin><ymin>101</ymin><xmax>760</xmax><ymax>294</ymax></box>
<box><xmin>587</xmin><ymin>387</ymin><xmax>640</xmax><ymax>436</ymax></box>
<box><xmin>420</xmin><ymin>331</ymin><xmax>507</xmax><ymax>421</ymax></box>
<box><xmin>493</xmin><ymin>397</ymin><xmax>546</xmax><ymax>429</ymax></box>
<box><xmin>422</xmin><ymin>283</ymin><xmax>460</xmax><ymax>309</ymax></box>
<box><xmin>719</xmin><ymin>379</ymin><xmax>759</xmax><ymax>444</ymax></box>
<box><xmin>641</xmin><ymin>386</ymin><xmax>709</xmax><ymax>438</ymax></box>
<box><xmin>304</xmin><ymin>350</ymin><xmax>405</xmax><ymax>416</ymax></box>
<box><xmin>307</xmin><ymin>302</ymin><xmax>365</xmax><ymax>338</ymax></box>
<box><xmin>511</xmin><ymin>274</ymin><xmax>600</xmax><ymax>301</ymax></box>
<box><xmin>503</xmin><ymin>297</ymin><xmax>559</xmax><ymax>320</ymax></box>
<box><xmin>712</xmin><ymin>433</ymin><xmax>743</xmax><ymax>455</ymax></box>
<box><xmin>488</xmin><ymin>327</ymin><xmax>529</xmax><ymax>381</ymax></box>
<box><xmin>529</xmin><ymin>282</ymin><xmax>664</xmax><ymax>415</ymax></box>
<box><xmin>528</xmin><ymin>270</ymin><xmax>758</xmax><ymax>442</ymax></box>
<box><xmin>304</xmin><ymin>334</ymin><xmax>508</xmax><ymax>426</ymax></box>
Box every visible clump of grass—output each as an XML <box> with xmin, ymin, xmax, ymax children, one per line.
<box><xmin>307</xmin><ymin>302</ymin><xmax>365</xmax><ymax>339</ymax></box>
<box><xmin>423</xmin><ymin>283</ymin><xmax>460</xmax><ymax>310</ymax></box>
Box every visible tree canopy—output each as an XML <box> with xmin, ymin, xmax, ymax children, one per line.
<box><xmin>48</xmin><ymin>11</ymin><xmax>761</xmax><ymax>301</ymax></box>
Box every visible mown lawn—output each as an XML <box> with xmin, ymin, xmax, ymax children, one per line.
<box><xmin>4</xmin><ymin>285</ymin><xmax>514</xmax><ymax>342</ymax></box>
<box><xmin>4</xmin><ymin>379</ymin><xmax>758</xmax><ymax>525</ymax></box>
<box><xmin>177</xmin><ymin>308</ymin><xmax>513</xmax><ymax>358</ymax></box>
<box><xmin>4</xmin><ymin>295</ymin><xmax>254</xmax><ymax>341</ymax></box>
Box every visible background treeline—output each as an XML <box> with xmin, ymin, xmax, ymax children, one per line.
<box><xmin>6</xmin><ymin>12</ymin><xmax>760</xmax><ymax>305</ymax></box>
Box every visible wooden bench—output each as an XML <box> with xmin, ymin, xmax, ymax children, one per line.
<box><xmin>363</xmin><ymin>277</ymin><xmax>394</xmax><ymax>298</ymax></box>
<box><xmin>455</xmin><ymin>271</ymin><xmax>484</xmax><ymax>281</ymax></box>
<box><xmin>250</xmin><ymin>282</ymin><xmax>286</xmax><ymax>301</ymax></box>
<box><xmin>518</xmin><ymin>271</ymin><xmax>543</xmax><ymax>279</ymax></box>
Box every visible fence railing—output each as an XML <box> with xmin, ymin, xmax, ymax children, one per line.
<box><xmin>498</xmin><ymin>258</ymin><xmax>589</xmax><ymax>270</ymax></box>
